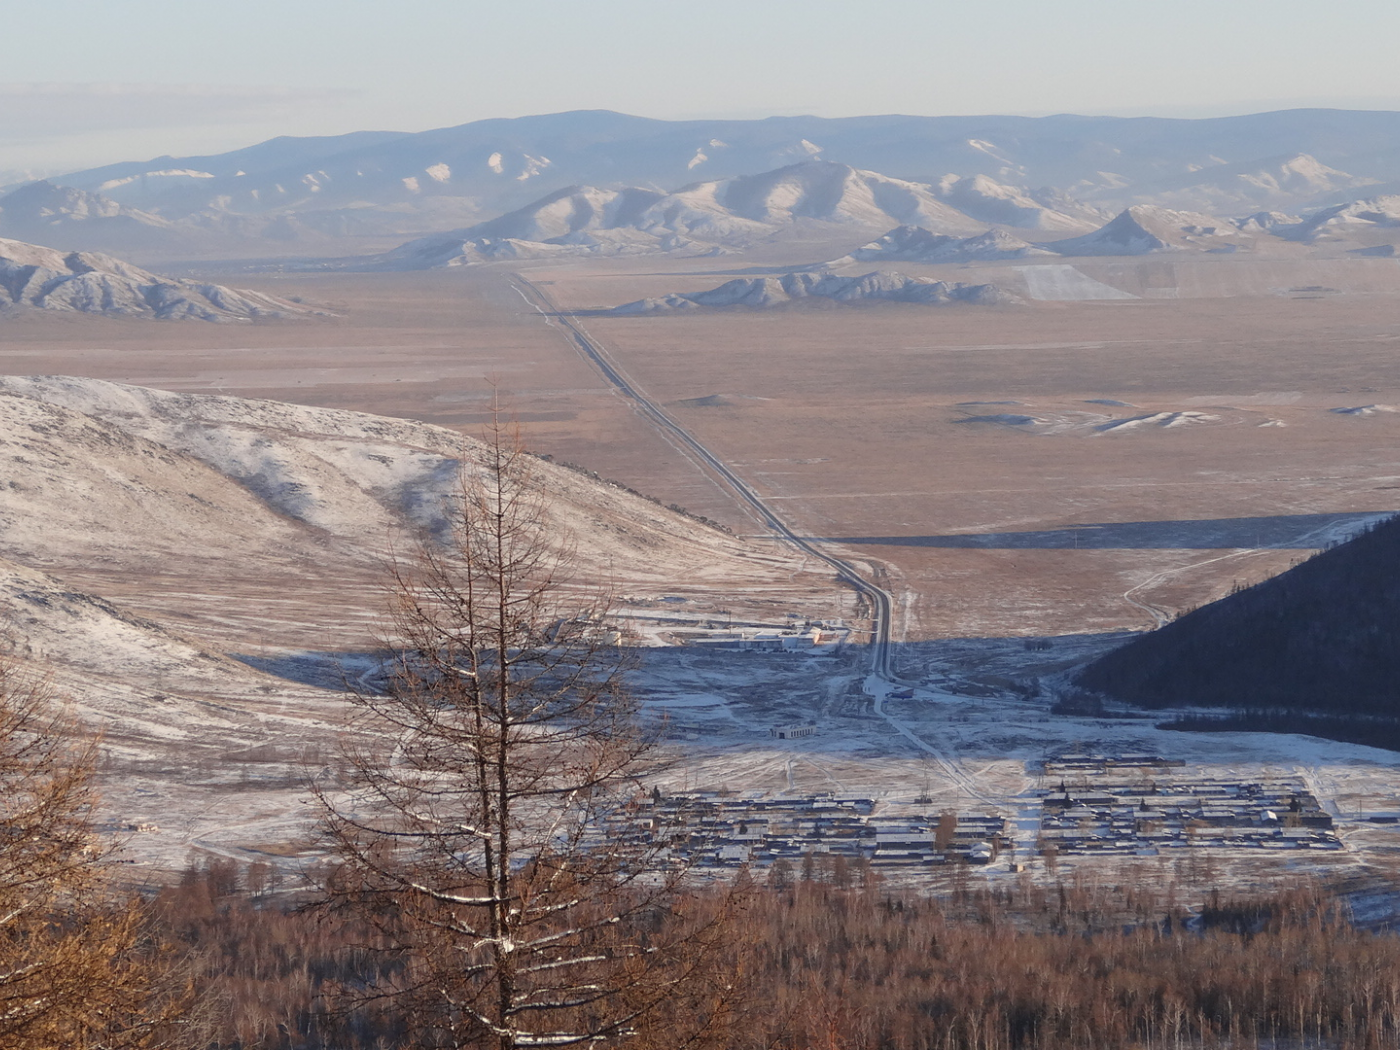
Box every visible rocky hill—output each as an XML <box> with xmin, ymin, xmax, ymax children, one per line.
<box><xmin>834</xmin><ymin>226</ymin><xmax>1056</xmax><ymax>264</ymax></box>
<box><xmin>1283</xmin><ymin>194</ymin><xmax>1400</xmax><ymax>243</ymax></box>
<box><xmin>1075</xmin><ymin>514</ymin><xmax>1400</xmax><ymax>721</ymax></box>
<box><xmin>0</xmin><ymin>237</ymin><xmax>315</xmax><ymax>320</ymax></box>
<box><xmin>611</xmin><ymin>270</ymin><xmax>1019</xmax><ymax>313</ymax></box>
<box><xmin>1047</xmin><ymin>206</ymin><xmax>1254</xmax><ymax>256</ymax></box>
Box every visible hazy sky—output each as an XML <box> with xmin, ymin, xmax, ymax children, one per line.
<box><xmin>5</xmin><ymin>0</ymin><xmax>1400</xmax><ymax>174</ymax></box>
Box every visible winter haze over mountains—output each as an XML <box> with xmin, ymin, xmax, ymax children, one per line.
<box><xmin>4</xmin><ymin>108</ymin><xmax>1400</xmax><ymax>269</ymax></box>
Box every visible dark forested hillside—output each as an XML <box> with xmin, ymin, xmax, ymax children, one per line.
<box><xmin>1075</xmin><ymin>514</ymin><xmax>1400</xmax><ymax>715</ymax></box>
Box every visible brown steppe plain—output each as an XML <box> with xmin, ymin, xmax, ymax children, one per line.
<box><xmin>6</xmin><ymin>250</ymin><xmax>1400</xmax><ymax>647</ymax></box>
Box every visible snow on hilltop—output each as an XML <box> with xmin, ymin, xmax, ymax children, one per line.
<box><xmin>833</xmin><ymin>226</ymin><xmax>1056</xmax><ymax>264</ymax></box>
<box><xmin>933</xmin><ymin>174</ymin><xmax>1103</xmax><ymax>231</ymax></box>
<box><xmin>1046</xmin><ymin>205</ymin><xmax>1252</xmax><ymax>256</ymax></box>
<box><xmin>611</xmin><ymin>270</ymin><xmax>1020</xmax><ymax>314</ymax></box>
<box><xmin>1286</xmin><ymin>194</ymin><xmax>1400</xmax><ymax>242</ymax></box>
<box><xmin>1236</xmin><ymin>153</ymin><xmax>1376</xmax><ymax>200</ymax></box>
<box><xmin>1234</xmin><ymin>210</ymin><xmax>1302</xmax><ymax>233</ymax></box>
<box><xmin>0</xmin><ymin>237</ymin><xmax>319</xmax><ymax>320</ymax></box>
<box><xmin>373</xmin><ymin>161</ymin><xmax>996</xmax><ymax>269</ymax></box>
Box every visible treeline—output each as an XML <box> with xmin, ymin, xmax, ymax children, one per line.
<box><xmin>162</xmin><ymin>857</ymin><xmax>1400</xmax><ymax>1050</ymax></box>
<box><xmin>1076</xmin><ymin>514</ymin><xmax>1400</xmax><ymax>724</ymax></box>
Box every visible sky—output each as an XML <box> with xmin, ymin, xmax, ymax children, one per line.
<box><xmin>4</xmin><ymin>0</ymin><xmax>1400</xmax><ymax>175</ymax></box>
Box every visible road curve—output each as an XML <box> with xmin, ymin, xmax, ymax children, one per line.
<box><xmin>510</xmin><ymin>274</ymin><xmax>895</xmax><ymax>679</ymax></box>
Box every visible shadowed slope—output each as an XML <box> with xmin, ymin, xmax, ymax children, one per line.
<box><xmin>1075</xmin><ymin>513</ymin><xmax>1400</xmax><ymax>713</ymax></box>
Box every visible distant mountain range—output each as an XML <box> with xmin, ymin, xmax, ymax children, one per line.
<box><xmin>372</xmin><ymin>172</ymin><xmax>1400</xmax><ymax>273</ymax></box>
<box><xmin>376</xmin><ymin>161</ymin><xmax>1012</xmax><ymax>269</ymax></box>
<box><xmin>15</xmin><ymin>108</ymin><xmax>1400</xmax><ymax>257</ymax></box>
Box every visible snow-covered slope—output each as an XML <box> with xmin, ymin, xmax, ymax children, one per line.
<box><xmin>932</xmin><ymin>174</ymin><xmax>1102</xmax><ymax>231</ymax></box>
<box><xmin>0</xmin><ymin>376</ymin><xmax>801</xmax><ymax>591</ymax></box>
<box><xmin>1047</xmin><ymin>206</ymin><xmax>1253</xmax><ymax>256</ymax></box>
<box><xmin>833</xmin><ymin>226</ymin><xmax>1056</xmax><ymax>264</ymax></box>
<box><xmin>1234</xmin><ymin>210</ymin><xmax>1303</xmax><ymax>233</ymax></box>
<box><xmin>0</xmin><ymin>237</ymin><xmax>316</xmax><ymax>320</ymax></box>
<box><xmin>612</xmin><ymin>270</ymin><xmax>1019</xmax><ymax>314</ymax></box>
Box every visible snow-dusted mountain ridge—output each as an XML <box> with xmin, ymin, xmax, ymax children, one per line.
<box><xmin>1048</xmin><ymin>206</ymin><xmax>1255</xmax><ymax>256</ymax></box>
<box><xmin>0</xmin><ymin>237</ymin><xmax>316</xmax><ymax>320</ymax></box>
<box><xmin>49</xmin><ymin>108</ymin><xmax>1400</xmax><ymax>225</ymax></box>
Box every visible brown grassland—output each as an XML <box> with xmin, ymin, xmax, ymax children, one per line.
<box><xmin>8</xmin><ymin>252</ymin><xmax>1400</xmax><ymax>642</ymax></box>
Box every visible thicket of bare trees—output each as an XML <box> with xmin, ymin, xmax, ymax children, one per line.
<box><xmin>0</xmin><ymin>661</ymin><xmax>191</xmax><ymax>1049</ymax></box>
<box><xmin>131</xmin><ymin>859</ymin><xmax>1400</xmax><ymax>1050</ymax></box>
<box><xmin>311</xmin><ymin>425</ymin><xmax>746</xmax><ymax>1050</ymax></box>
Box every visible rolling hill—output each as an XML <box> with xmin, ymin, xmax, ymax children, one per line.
<box><xmin>0</xmin><ymin>376</ymin><xmax>821</xmax><ymax>860</ymax></box>
<box><xmin>1129</xmin><ymin>153</ymin><xmax>1380</xmax><ymax>215</ymax></box>
<box><xmin>0</xmin><ymin>375</ymin><xmax>807</xmax><ymax>603</ymax></box>
<box><xmin>0</xmin><ymin>179</ymin><xmax>193</xmax><ymax>255</ymax></box>
<box><xmin>1285</xmin><ymin>194</ymin><xmax>1400</xmax><ymax>243</ymax></box>
<box><xmin>1047</xmin><ymin>205</ymin><xmax>1255</xmax><ymax>256</ymax></box>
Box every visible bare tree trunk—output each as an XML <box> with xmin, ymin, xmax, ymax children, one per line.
<box><xmin>313</xmin><ymin>417</ymin><xmax>747</xmax><ymax>1049</ymax></box>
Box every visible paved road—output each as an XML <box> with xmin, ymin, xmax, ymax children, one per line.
<box><xmin>511</xmin><ymin>274</ymin><xmax>895</xmax><ymax>679</ymax></box>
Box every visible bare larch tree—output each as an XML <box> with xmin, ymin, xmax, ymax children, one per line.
<box><xmin>314</xmin><ymin>420</ymin><xmax>745</xmax><ymax>1050</ymax></box>
<box><xmin>0</xmin><ymin>660</ymin><xmax>193</xmax><ymax>1049</ymax></box>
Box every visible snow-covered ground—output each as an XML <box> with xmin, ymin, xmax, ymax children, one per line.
<box><xmin>625</xmin><ymin>634</ymin><xmax>1400</xmax><ymax>898</ymax></box>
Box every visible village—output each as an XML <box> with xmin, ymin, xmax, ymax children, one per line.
<box><xmin>600</xmin><ymin>790</ymin><xmax>1012</xmax><ymax>870</ymax></box>
<box><xmin>597</xmin><ymin>748</ymin><xmax>1345</xmax><ymax>875</ymax></box>
<box><xmin>1036</xmin><ymin>751</ymin><xmax>1340</xmax><ymax>856</ymax></box>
